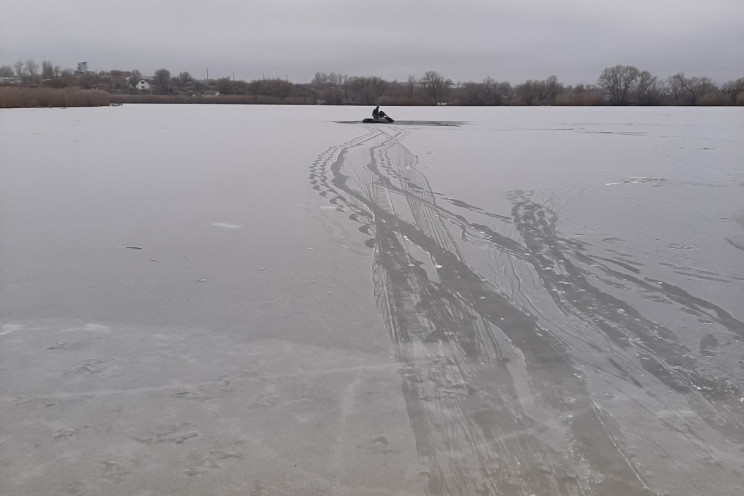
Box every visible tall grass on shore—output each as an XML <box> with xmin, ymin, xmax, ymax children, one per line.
<box><xmin>0</xmin><ymin>87</ymin><xmax>111</xmax><ymax>108</ymax></box>
<box><xmin>109</xmin><ymin>94</ymin><xmax>314</xmax><ymax>105</ymax></box>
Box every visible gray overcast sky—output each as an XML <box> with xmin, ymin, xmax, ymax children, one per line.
<box><xmin>1</xmin><ymin>0</ymin><xmax>742</xmax><ymax>84</ymax></box>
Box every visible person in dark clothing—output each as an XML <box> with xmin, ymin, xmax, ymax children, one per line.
<box><xmin>370</xmin><ymin>105</ymin><xmax>392</xmax><ymax>122</ymax></box>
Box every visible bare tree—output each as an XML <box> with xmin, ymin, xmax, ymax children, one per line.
<box><xmin>41</xmin><ymin>60</ymin><xmax>54</xmax><ymax>80</ymax></box>
<box><xmin>682</xmin><ymin>76</ymin><xmax>714</xmax><ymax>106</ymax></box>
<box><xmin>179</xmin><ymin>72</ymin><xmax>193</xmax><ymax>85</ymax></box>
<box><xmin>312</xmin><ymin>72</ymin><xmax>348</xmax><ymax>86</ymax></box>
<box><xmin>248</xmin><ymin>78</ymin><xmax>294</xmax><ymax>100</ymax></box>
<box><xmin>331</xmin><ymin>72</ymin><xmax>348</xmax><ymax>85</ymax></box>
<box><xmin>24</xmin><ymin>59</ymin><xmax>39</xmax><ymax>78</ymax></box>
<box><xmin>514</xmin><ymin>80</ymin><xmax>538</xmax><ymax>105</ymax></box>
<box><xmin>128</xmin><ymin>69</ymin><xmax>142</xmax><ymax>88</ymax></box>
<box><xmin>667</xmin><ymin>73</ymin><xmax>686</xmax><ymax>105</ymax></box>
<box><xmin>555</xmin><ymin>84</ymin><xmax>605</xmax><ymax>105</ymax></box>
<box><xmin>458</xmin><ymin>77</ymin><xmax>511</xmax><ymax>105</ymax></box>
<box><xmin>215</xmin><ymin>77</ymin><xmax>242</xmax><ymax>95</ymax></box>
<box><xmin>319</xmin><ymin>85</ymin><xmax>343</xmax><ymax>105</ymax></box>
<box><xmin>46</xmin><ymin>68</ymin><xmax>74</xmax><ymax>88</ymax></box>
<box><xmin>598</xmin><ymin>65</ymin><xmax>639</xmax><ymax>105</ymax></box>
<box><xmin>635</xmin><ymin>70</ymin><xmax>660</xmax><ymax>105</ymax></box>
<box><xmin>421</xmin><ymin>70</ymin><xmax>451</xmax><ymax>104</ymax></box>
<box><xmin>721</xmin><ymin>77</ymin><xmax>744</xmax><ymax>105</ymax></box>
<box><xmin>407</xmin><ymin>74</ymin><xmax>417</xmax><ymax>101</ymax></box>
<box><xmin>153</xmin><ymin>68</ymin><xmax>171</xmax><ymax>94</ymax></box>
<box><xmin>344</xmin><ymin>76</ymin><xmax>387</xmax><ymax>105</ymax></box>
<box><xmin>171</xmin><ymin>72</ymin><xmax>194</xmax><ymax>92</ymax></box>
<box><xmin>312</xmin><ymin>72</ymin><xmax>328</xmax><ymax>85</ymax></box>
<box><xmin>537</xmin><ymin>75</ymin><xmax>560</xmax><ymax>105</ymax></box>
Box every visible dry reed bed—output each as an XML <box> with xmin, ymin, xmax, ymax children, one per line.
<box><xmin>109</xmin><ymin>94</ymin><xmax>314</xmax><ymax>105</ymax></box>
<box><xmin>0</xmin><ymin>87</ymin><xmax>111</xmax><ymax>108</ymax></box>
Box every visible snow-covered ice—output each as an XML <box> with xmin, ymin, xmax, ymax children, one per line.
<box><xmin>1</xmin><ymin>104</ymin><xmax>743</xmax><ymax>495</ymax></box>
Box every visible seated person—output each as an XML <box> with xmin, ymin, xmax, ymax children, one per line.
<box><xmin>372</xmin><ymin>106</ymin><xmax>380</xmax><ymax>119</ymax></box>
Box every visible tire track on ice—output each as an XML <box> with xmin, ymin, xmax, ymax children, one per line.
<box><xmin>311</xmin><ymin>126</ymin><xmax>653</xmax><ymax>495</ymax></box>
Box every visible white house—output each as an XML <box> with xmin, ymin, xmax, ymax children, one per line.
<box><xmin>135</xmin><ymin>80</ymin><xmax>151</xmax><ymax>91</ymax></box>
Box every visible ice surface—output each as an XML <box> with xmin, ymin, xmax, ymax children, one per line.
<box><xmin>1</xmin><ymin>104</ymin><xmax>743</xmax><ymax>495</ymax></box>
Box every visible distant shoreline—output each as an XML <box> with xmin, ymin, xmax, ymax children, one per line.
<box><xmin>2</xmin><ymin>86</ymin><xmax>742</xmax><ymax>109</ymax></box>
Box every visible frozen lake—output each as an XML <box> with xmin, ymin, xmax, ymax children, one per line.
<box><xmin>1</xmin><ymin>104</ymin><xmax>743</xmax><ymax>495</ymax></box>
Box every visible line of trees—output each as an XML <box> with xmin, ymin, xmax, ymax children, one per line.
<box><xmin>2</xmin><ymin>58</ymin><xmax>743</xmax><ymax>106</ymax></box>
<box><xmin>308</xmin><ymin>67</ymin><xmax>743</xmax><ymax>106</ymax></box>
<box><xmin>595</xmin><ymin>65</ymin><xmax>741</xmax><ymax>106</ymax></box>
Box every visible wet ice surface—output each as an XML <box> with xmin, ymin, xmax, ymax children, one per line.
<box><xmin>1</xmin><ymin>105</ymin><xmax>744</xmax><ymax>495</ymax></box>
